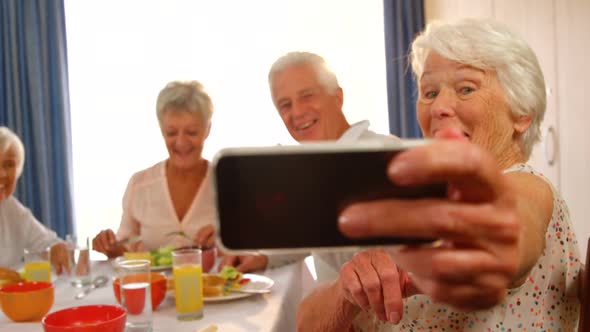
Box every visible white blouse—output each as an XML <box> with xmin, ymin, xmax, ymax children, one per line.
<box><xmin>0</xmin><ymin>196</ymin><xmax>61</xmax><ymax>267</ymax></box>
<box><xmin>115</xmin><ymin>161</ymin><xmax>216</xmax><ymax>250</ymax></box>
<box><xmin>352</xmin><ymin>163</ymin><xmax>582</xmax><ymax>331</ymax></box>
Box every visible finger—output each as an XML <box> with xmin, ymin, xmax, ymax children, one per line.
<box><xmin>105</xmin><ymin>230</ymin><xmax>116</xmax><ymax>246</ymax></box>
<box><xmin>387</xmin><ymin>140</ymin><xmax>508</xmax><ymax>198</ymax></box>
<box><xmin>60</xmin><ymin>249</ymin><xmax>71</xmax><ymax>274</ymax></box>
<box><xmin>204</xmin><ymin>233</ymin><xmax>216</xmax><ymax>248</ymax></box>
<box><xmin>236</xmin><ymin>255</ymin><xmax>268</xmax><ymax>273</ymax></box>
<box><xmin>97</xmin><ymin>230</ymin><xmax>116</xmax><ymax>252</ymax></box>
<box><xmin>95</xmin><ymin>231</ymin><xmax>111</xmax><ymax>253</ymax></box>
<box><xmin>389</xmin><ymin>247</ymin><xmax>517</xmax><ymax>285</ymax></box>
<box><xmin>339</xmin><ymin>199</ymin><xmax>519</xmax><ymax>242</ymax></box>
<box><xmin>196</xmin><ymin>231</ymin><xmax>215</xmax><ymax>249</ymax></box>
<box><xmin>371</xmin><ymin>251</ymin><xmax>403</xmax><ymax>324</ymax></box>
<box><xmin>219</xmin><ymin>255</ymin><xmax>239</xmax><ymax>271</ymax></box>
<box><xmin>414</xmin><ymin>275</ymin><xmax>506</xmax><ymax>310</ymax></box>
<box><xmin>194</xmin><ymin>225</ymin><xmax>215</xmax><ymax>247</ymax></box>
<box><xmin>51</xmin><ymin>252</ymin><xmax>62</xmax><ymax>275</ymax></box>
<box><xmin>92</xmin><ymin>232</ymin><xmax>106</xmax><ymax>253</ymax></box>
<box><xmin>236</xmin><ymin>258</ymin><xmax>254</xmax><ymax>273</ymax></box>
<box><xmin>92</xmin><ymin>238</ymin><xmax>102</xmax><ymax>253</ymax></box>
<box><xmin>50</xmin><ymin>243</ymin><xmax>68</xmax><ymax>275</ymax></box>
<box><xmin>339</xmin><ymin>262</ymin><xmax>370</xmax><ymax>310</ymax></box>
<box><xmin>351</xmin><ymin>252</ymin><xmax>387</xmax><ymax>321</ymax></box>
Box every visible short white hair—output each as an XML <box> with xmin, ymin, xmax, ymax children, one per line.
<box><xmin>0</xmin><ymin>126</ymin><xmax>25</xmax><ymax>177</ymax></box>
<box><xmin>156</xmin><ymin>80</ymin><xmax>214</xmax><ymax>125</ymax></box>
<box><xmin>268</xmin><ymin>52</ymin><xmax>340</xmax><ymax>96</ymax></box>
<box><xmin>410</xmin><ymin>18</ymin><xmax>546</xmax><ymax>158</ymax></box>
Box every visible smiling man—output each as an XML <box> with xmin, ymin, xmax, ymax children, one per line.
<box><xmin>268</xmin><ymin>51</ymin><xmax>391</xmax><ymax>144</ymax></box>
<box><xmin>265</xmin><ymin>51</ymin><xmax>398</xmax><ymax>282</ymax></box>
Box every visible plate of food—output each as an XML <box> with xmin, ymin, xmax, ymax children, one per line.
<box><xmin>112</xmin><ymin>245</ymin><xmax>175</xmax><ymax>271</ymax></box>
<box><xmin>147</xmin><ymin>246</ymin><xmax>174</xmax><ymax>271</ymax></box>
<box><xmin>167</xmin><ymin>266</ymin><xmax>274</xmax><ymax>302</ymax></box>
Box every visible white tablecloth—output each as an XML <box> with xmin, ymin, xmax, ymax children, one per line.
<box><xmin>0</xmin><ymin>259</ymin><xmax>316</xmax><ymax>332</ymax></box>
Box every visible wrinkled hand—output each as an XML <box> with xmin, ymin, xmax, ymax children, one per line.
<box><xmin>193</xmin><ymin>224</ymin><xmax>215</xmax><ymax>248</ymax></box>
<box><xmin>49</xmin><ymin>242</ymin><xmax>70</xmax><ymax>275</ymax></box>
<box><xmin>126</xmin><ymin>240</ymin><xmax>145</xmax><ymax>253</ymax></box>
<box><xmin>338</xmin><ymin>249</ymin><xmax>409</xmax><ymax>324</ymax></box>
<box><xmin>92</xmin><ymin>229</ymin><xmax>131</xmax><ymax>258</ymax></box>
<box><xmin>0</xmin><ymin>266</ymin><xmax>23</xmax><ymax>283</ymax></box>
<box><xmin>338</xmin><ymin>139</ymin><xmax>520</xmax><ymax>311</ymax></box>
<box><xmin>219</xmin><ymin>254</ymin><xmax>268</xmax><ymax>273</ymax></box>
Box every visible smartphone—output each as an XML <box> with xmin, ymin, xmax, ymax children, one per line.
<box><xmin>212</xmin><ymin>140</ymin><xmax>446</xmax><ymax>253</ymax></box>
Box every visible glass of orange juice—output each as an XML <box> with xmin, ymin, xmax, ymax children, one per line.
<box><xmin>24</xmin><ymin>247</ymin><xmax>51</xmax><ymax>282</ymax></box>
<box><xmin>172</xmin><ymin>248</ymin><xmax>203</xmax><ymax>321</ymax></box>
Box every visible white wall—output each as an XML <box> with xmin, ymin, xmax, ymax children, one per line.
<box><xmin>64</xmin><ymin>0</ymin><xmax>388</xmax><ymax>249</ymax></box>
<box><xmin>555</xmin><ymin>0</ymin><xmax>590</xmax><ymax>257</ymax></box>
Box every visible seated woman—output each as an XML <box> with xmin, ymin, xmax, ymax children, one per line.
<box><xmin>297</xmin><ymin>19</ymin><xmax>581</xmax><ymax>331</ymax></box>
<box><xmin>93</xmin><ymin>80</ymin><xmax>218</xmax><ymax>258</ymax></box>
<box><xmin>0</xmin><ymin>127</ymin><xmax>69</xmax><ymax>273</ymax></box>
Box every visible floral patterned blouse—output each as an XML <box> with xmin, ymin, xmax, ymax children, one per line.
<box><xmin>353</xmin><ymin>163</ymin><xmax>582</xmax><ymax>332</ymax></box>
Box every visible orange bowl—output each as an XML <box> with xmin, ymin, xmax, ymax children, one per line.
<box><xmin>42</xmin><ymin>305</ymin><xmax>126</xmax><ymax>332</ymax></box>
<box><xmin>0</xmin><ymin>281</ymin><xmax>54</xmax><ymax>322</ymax></box>
<box><xmin>112</xmin><ymin>272</ymin><xmax>166</xmax><ymax>310</ymax></box>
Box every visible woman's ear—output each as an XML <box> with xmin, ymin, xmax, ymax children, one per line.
<box><xmin>205</xmin><ymin>122</ymin><xmax>212</xmax><ymax>139</ymax></box>
<box><xmin>514</xmin><ymin>114</ymin><xmax>533</xmax><ymax>135</ymax></box>
<box><xmin>335</xmin><ymin>87</ymin><xmax>344</xmax><ymax>108</ymax></box>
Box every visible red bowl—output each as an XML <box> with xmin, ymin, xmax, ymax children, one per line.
<box><xmin>42</xmin><ymin>305</ymin><xmax>126</xmax><ymax>332</ymax></box>
<box><xmin>112</xmin><ymin>272</ymin><xmax>167</xmax><ymax>310</ymax></box>
<box><xmin>0</xmin><ymin>281</ymin><xmax>54</xmax><ymax>322</ymax></box>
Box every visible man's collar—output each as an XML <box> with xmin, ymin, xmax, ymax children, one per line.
<box><xmin>337</xmin><ymin>120</ymin><xmax>370</xmax><ymax>142</ymax></box>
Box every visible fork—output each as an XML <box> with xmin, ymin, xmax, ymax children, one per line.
<box><xmin>165</xmin><ymin>231</ymin><xmax>191</xmax><ymax>241</ymax></box>
<box><xmin>114</xmin><ymin>235</ymin><xmax>142</xmax><ymax>247</ymax></box>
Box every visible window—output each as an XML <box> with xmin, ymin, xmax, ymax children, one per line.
<box><xmin>65</xmin><ymin>0</ymin><xmax>388</xmax><ymax>251</ymax></box>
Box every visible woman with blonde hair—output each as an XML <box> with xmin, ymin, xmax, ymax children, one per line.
<box><xmin>93</xmin><ymin>80</ymin><xmax>217</xmax><ymax>257</ymax></box>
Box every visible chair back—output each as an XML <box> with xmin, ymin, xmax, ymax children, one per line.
<box><xmin>579</xmin><ymin>237</ymin><xmax>590</xmax><ymax>332</ymax></box>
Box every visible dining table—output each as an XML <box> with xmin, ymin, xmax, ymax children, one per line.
<box><xmin>0</xmin><ymin>257</ymin><xmax>317</xmax><ymax>332</ymax></box>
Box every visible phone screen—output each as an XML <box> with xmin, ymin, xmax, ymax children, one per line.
<box><xmin>214</xmin><ymin>148</ymin><xmax>446</xmax><ymax>251</ymax></box>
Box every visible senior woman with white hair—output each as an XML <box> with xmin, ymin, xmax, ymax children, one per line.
<box><xmin>93</xmin><ymin>80</ymin><xmax>219</xmax><ymax>257</ymax></box>
<box><xmin>0</xmin><ymin>126</ymin><xmax>69</xmax><ymax>273</ymax></box>
<box><xmin>297</xmin><ymin>18</ymin><xmax>581</xmax><ymax>331</ymax></box>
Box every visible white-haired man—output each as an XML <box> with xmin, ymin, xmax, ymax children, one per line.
<box><xmin>267</xmin><ymin>51</ymin><xmax>399</xmax><ymax>282</ymax></box>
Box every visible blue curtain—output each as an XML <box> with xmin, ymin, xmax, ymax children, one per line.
<box><xmin>0</xmin><ymin>0</ymin><xmax>75</xmax><ymax>239</ymax></box>
<box><xmin>383</xmin><ymin>0</ymin><xmax>424</xmax><ymax>138</ymax></box>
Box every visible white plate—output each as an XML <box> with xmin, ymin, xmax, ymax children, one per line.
<box><xmin>111</xmin><ymin>257</ymin><xmax>172</xmax><ymax>272</ymax></box>
<box><xmin>168</xmin><ymin>273</ymin><xmax>274</xmax><ymax>303</ymax></box>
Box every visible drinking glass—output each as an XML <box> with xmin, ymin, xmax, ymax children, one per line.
<box><xmin>23</xmin><ymin>247</ymin><xmax>51</xmax><ymax>282</ymax></box>
<box><xmin>66</xmin><ymin>235</ymin><xmax>91</xmax><ymax>287</ymax></box>
<box><xmin>118</xmin><ymin>259</ymin><xmax>152</xmax><ymax>332</ymax></box>
<box><xmin>172</xmin><ymin>248</ymin><xmax>203</xmax><ymax>320</ymax></box>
